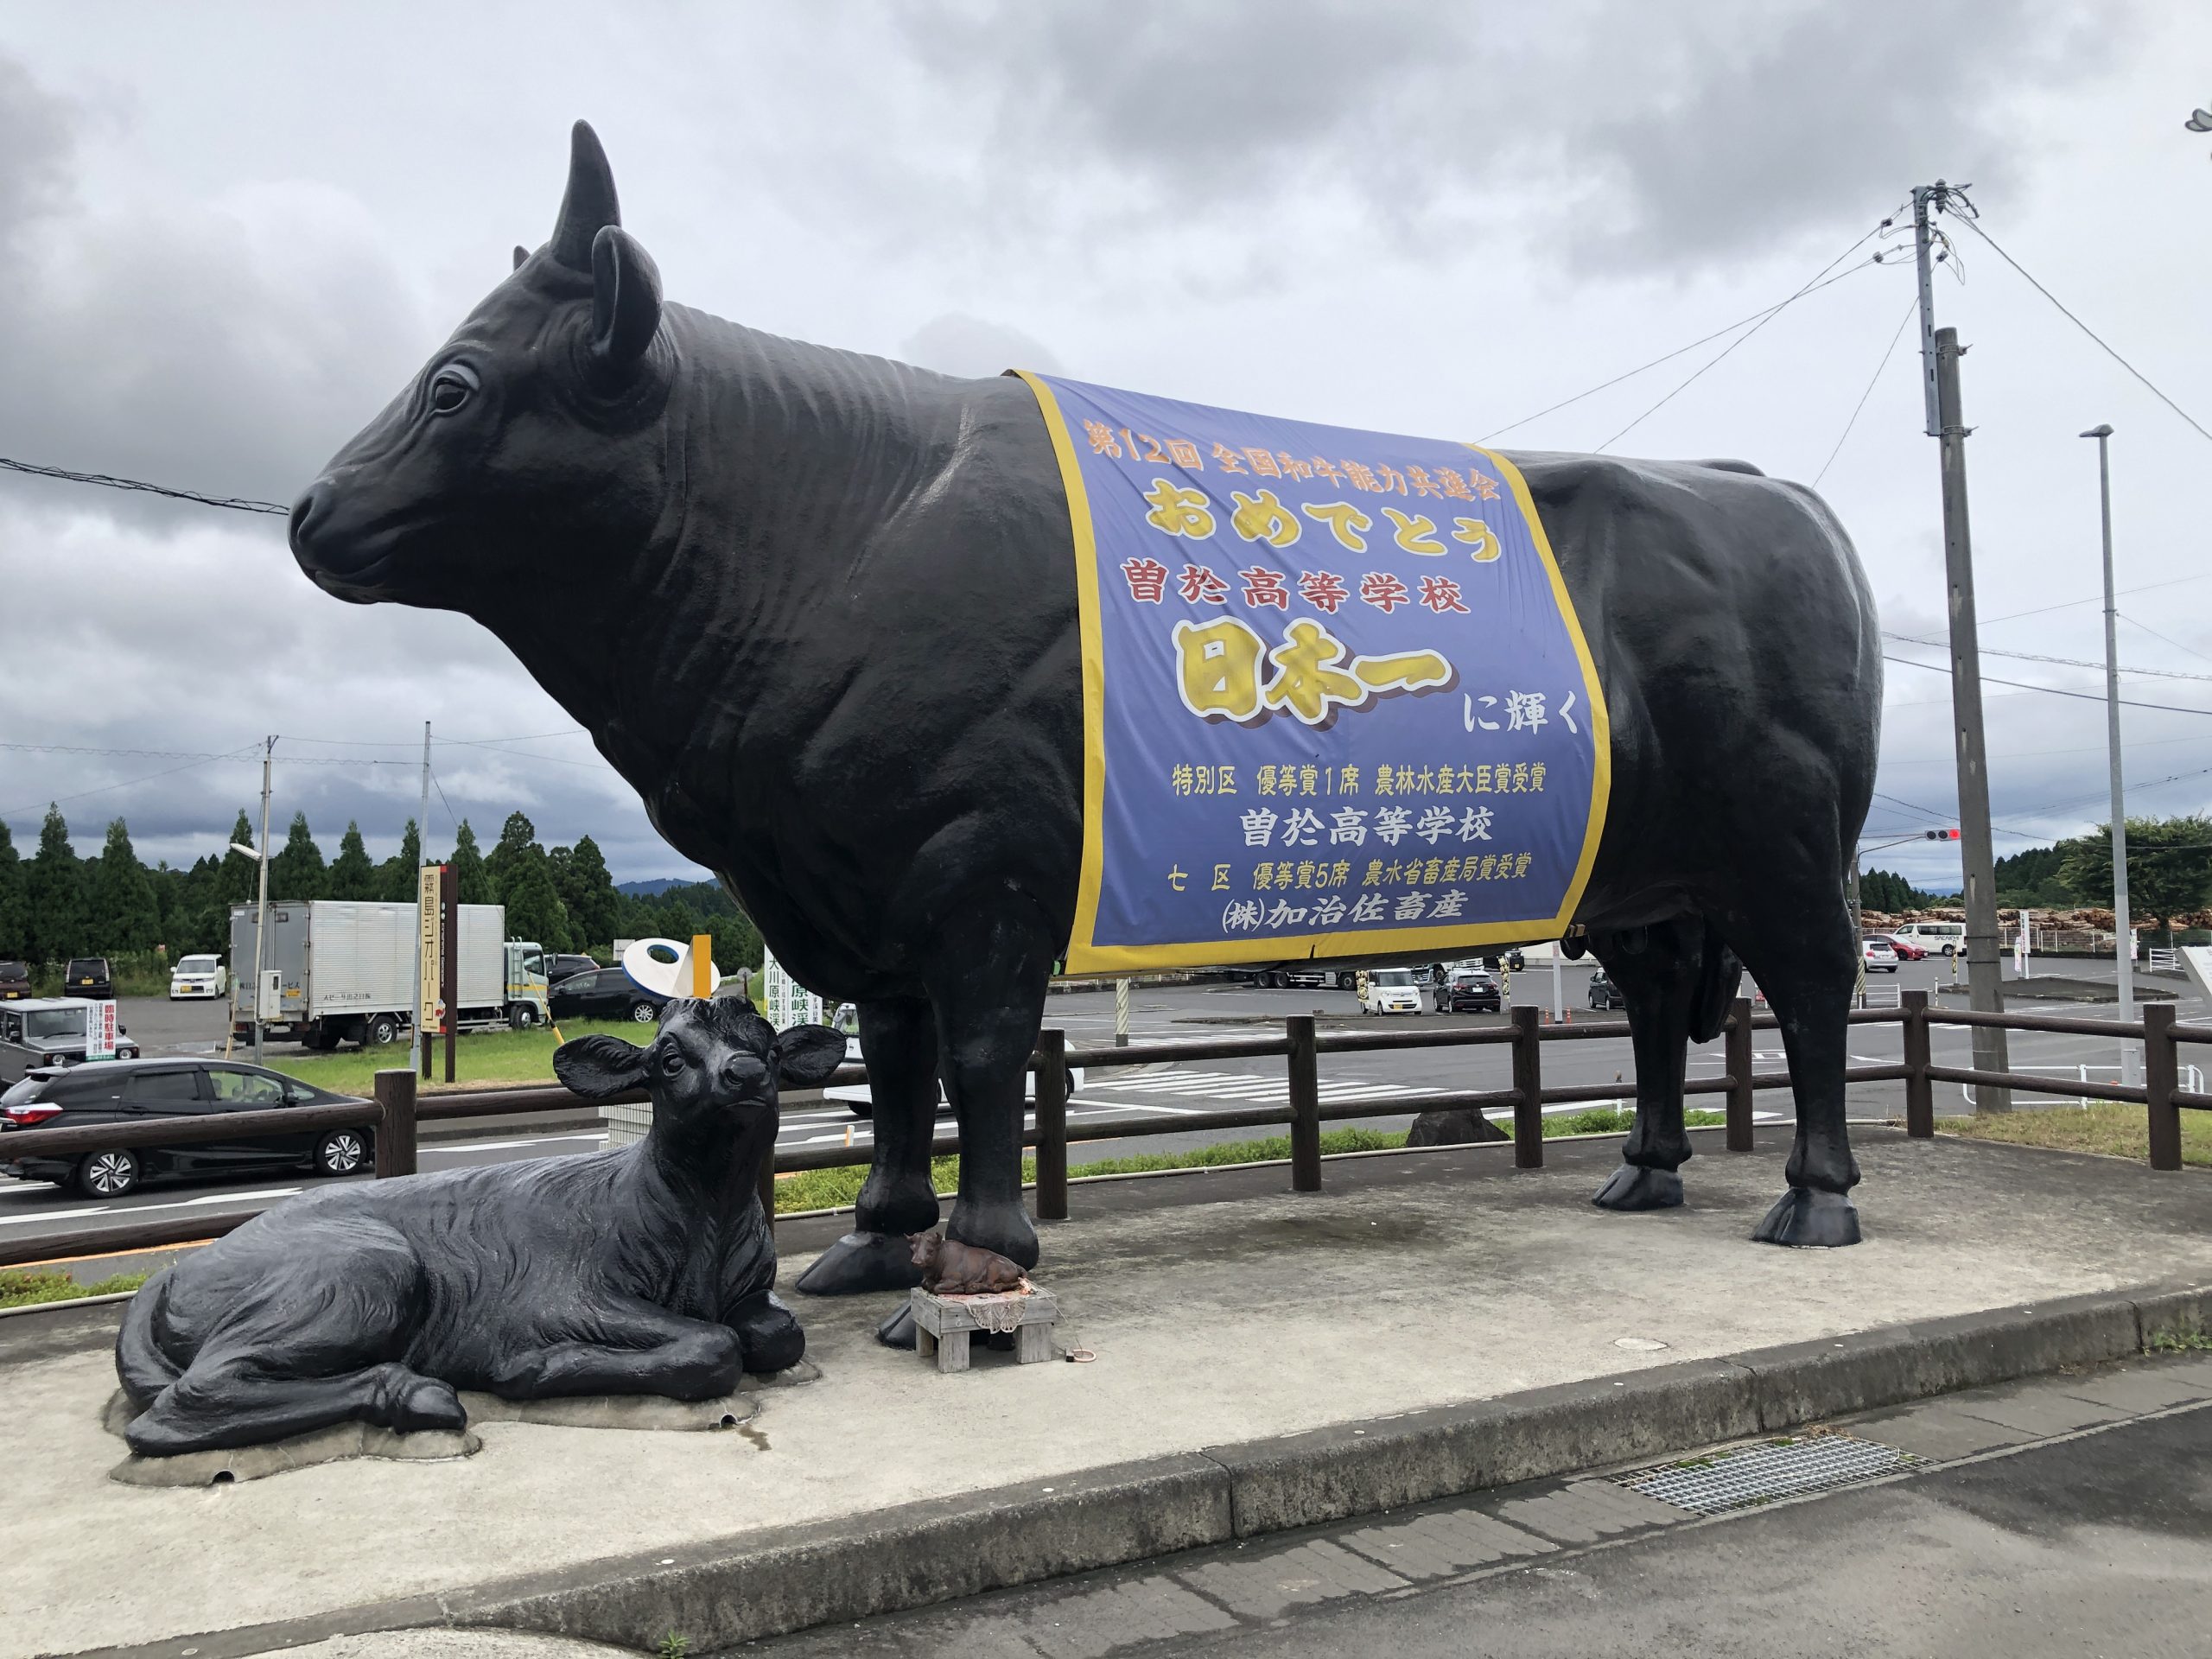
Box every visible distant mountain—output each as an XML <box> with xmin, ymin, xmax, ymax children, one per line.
<box><xmin>616</xmin><ymin>878</ymin><xmax>694</xmax><ymax>897</ymax></box>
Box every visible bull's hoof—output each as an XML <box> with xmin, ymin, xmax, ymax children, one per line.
<box><xmin>876</xmin><ymin>1304</ymin><xmax>918</xmax><ymax>1351</ymax></box>
<box><xmin>792</xmin><ymin>1230</ymin><xmax>926</xmax><ymax>1297</ymax></box>
<box><xmin>947</xmin><ymin>1197</ymin><xmax>1040</xmax><ymax>1270</ymax></box>
<box><xmin>1592</xmin><ymin>1164</ymin><xmax>1684</xmax><ymax>1211</ymax></box>
<box><xmin>381</xmin><ymin>1367</ymin><xmax>466</xmax><ymax>1433</ymax></box>
<box><xmin>1751</xmin><ymin>1187</ymin><xmax>1861</xmax><ymax>1248</ymax></box>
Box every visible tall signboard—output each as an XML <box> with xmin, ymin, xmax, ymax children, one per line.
<box><xmin>418</xmin><ymin>865</ymin><xmax>446</xmax><ymax>1036</ymax></box>
<box><xmin>85</xmin><ymin>997</ymin><xmax>118</xmax><ymax>1060</ymax></box>
<box><xmin>760</xmin><ymin>947</ymin><xmax>823</xmax><ymax>1032</ymax></box>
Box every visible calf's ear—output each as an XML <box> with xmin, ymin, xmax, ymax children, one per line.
<box><xmin>773</xmin><ymin>1024</ymin><xmax>847</xmax><ymax>1088</ymax></box>
<box><xmin>555</xmin><ymin>1033</ymin><xmax>652</xmax><ymax>1100</ymax></box>
<box><xmin>589</xmin><ymin>225</ymin><xmax>661</xmax><ymax>366</ymax></box>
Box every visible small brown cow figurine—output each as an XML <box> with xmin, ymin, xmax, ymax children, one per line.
<box><xmin>910</xmin><ymin>1231</ymin><xmax>1028</xmax><ymax>1296</ymax></box>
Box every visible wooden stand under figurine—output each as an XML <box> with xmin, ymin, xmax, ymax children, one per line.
<box><xmin>910</xmin><ymin>1284</ymin><xmax>1059</xmax><ymax>1374</ymax></box>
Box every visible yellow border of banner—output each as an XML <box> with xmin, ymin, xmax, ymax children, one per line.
<box><xmin>1014</xmin><ymin>371</ymin><xmax>1610</xmax><ymax>976</ymax></box>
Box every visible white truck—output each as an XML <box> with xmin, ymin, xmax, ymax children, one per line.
<box><xmin>228</xmin><ymin>901</ymin><xmax>550</xmax><ymax>1050</ymax></box>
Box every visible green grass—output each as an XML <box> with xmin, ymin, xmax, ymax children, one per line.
<box><xmin>769</xmin><ymin>1109</ymin><xmax>1723</xmax><ymax>1214</ymax></box>
<box><xmin>0</xmin><ymin>1267</ymin><xmax>153</xmax><ymax>1309</ymax></box>
<box><xmin>250</xmin><ymin>1020</ymin><xmax>652</xmax><ymax>1095</ymax></box>
<box><xmin>1935</xmin><ymin>1101</ymin><xmax>2212</xmax><ymax>1170</ymax></box>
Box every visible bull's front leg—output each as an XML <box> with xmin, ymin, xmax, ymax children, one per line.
<box><xmin>1589</xmin><ymin>917</ymin><xmax>1705</xmax><ymax>1212</ymax></box>
<box><xmin>792</xmin><ymin>995</ymin><xmax>940</xmax><ymax>1298</ymax></box>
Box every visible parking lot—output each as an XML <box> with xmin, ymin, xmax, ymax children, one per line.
<box><xmin>1</xmin><ymin>956</ymin><xmax>2196</xmax><ymax>1253</ymax></box>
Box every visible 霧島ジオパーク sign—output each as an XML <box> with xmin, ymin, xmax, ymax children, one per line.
<box><xmin>1016</xmin><ymin>373</ymin><xmax>1610</xmax><ymax>976</ymax></box>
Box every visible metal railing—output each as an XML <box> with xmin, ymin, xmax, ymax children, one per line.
<box><xmin>2</xmin><ymin>988</ymin><xmax>2203</xmax><ymax>1271</ymax></box>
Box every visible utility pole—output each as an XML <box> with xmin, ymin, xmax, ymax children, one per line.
<box><xmin>1914</xmin><ymin>182</ymin><xmax>2007</xmax><ymax>1108</ymax></box>
<box><xmin>2083</xmin><ymin>423</ymin><xmax>2134</xmax><ymax>1080</ymax></box>
<box><xmin>253</xmin><ymin>735</ymin><xmax>274</xmax><ymax>1068</ymax></box>
<box><xmin>411</xmin><ymin>721</ymin><xmax>430</xmax><ymax>1075</ymax></box>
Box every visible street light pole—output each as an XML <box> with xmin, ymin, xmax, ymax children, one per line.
<box><xmin>2083</xmin><ymin>423</ymin><xmax>2133</xmax><ymax>1080</ymax></box>
<box><xmin>252</xmin><ymin>735</ymin><xmax>273</xmax><ymax>1068</ymax></box>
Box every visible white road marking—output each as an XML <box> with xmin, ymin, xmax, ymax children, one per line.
<box><xmin>429</xmin><ymin>1134</ymin><xmax>608</xmax><ymax>1154</ymax></box>
<box><xmin>0</xmin><ymin>1185</ymin><xmax>303</xmax><ymax>1227</ymax></box>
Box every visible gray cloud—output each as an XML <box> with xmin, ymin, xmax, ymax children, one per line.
<box><xmin>899</xmin><ymin>312</ymin><xmax>1062</xmax><ymax>378</ymax></box>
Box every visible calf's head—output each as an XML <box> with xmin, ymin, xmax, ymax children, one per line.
<box><xmin>553</xmin><ymin>998</ymin><xmax>843</xmax><ymax>1141</ymax></box>
<box><xmin>289</xmin><ymin>120</ymin><xmax>673</xmax><ymax>615</ymax></box>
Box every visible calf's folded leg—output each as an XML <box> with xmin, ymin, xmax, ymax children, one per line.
<box><xmin>126</xmin><ymin>1361</ymin><xmax>463</xmax><ymax>1457</ymax></box>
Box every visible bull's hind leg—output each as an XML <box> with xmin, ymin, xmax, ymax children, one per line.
<box><xmin>1719</xmin><ymin>887</ymin><xmax>1862</xmax><ymax>1247</ymax></box>
<box><xmin>126</xmin><ymin>1360</ymin><xmax>463</xmax><ymax>1458</ymax></box>
<box><xmin>793</xmin><ymin>995</ymin><xmax>939</xmax><ymax>1298</ymax></box>
<box><xmin>1589</xmin><ymin>917</ymin><xmax>1705</xmax><ymax>1211</ymax></box>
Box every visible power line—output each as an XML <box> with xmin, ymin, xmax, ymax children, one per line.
<box><xmin>1944</xmin><ymin>210</ymin><xmax>2212</xmax><ymax>447</ymax></box>
<box><xmin>0</xmin><ymin>747</ymin><xmax>259</xmax><ymax>821</ymax></box>
<box><xmin>1812</xmin><ymin>295</ymin><xmax>1919</xmax><ymax>487</ymax></box>
<box><xmin>1980</xmin><ymin>573</ymin><xmax>2212</xmax><ymax>627</ymax></box>
<box><xmin>1884</xmin><ymin>632</ymin><xmax>2212</xmax><ymax>684</ymax></box>
<box><xmin>2118</xmin><ymin>614</ymin><xmax>2212</xmax><ymax>670</ymax></box>
<box><xmin>1881</xmin><ymin>654</ymin><xmax>2212</xmax><ymax>718</ymax></box>
<box><xmin>0</xmin><ymin>455</ymin><xmax>289</xmax><ymax>516</ymax></box>
<box><xmin>0</xmin><ymin>741</ymin><xmax>242</xmax><ymax>760</ymax></box>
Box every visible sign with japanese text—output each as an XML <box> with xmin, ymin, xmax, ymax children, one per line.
<box><xmin>86</xmin><ymin>996</ymin><xmax>118</xmax><ymax>1060</ymax></box>
<box><xmin>1016</xmin><ymin>373</ymin><xmax>1609</xmax><ymax>974</ymax></box>
<box><xmin>418</xmin><ymin>864</ymin><xmax>445</xmax><ymax>1036</ymax></box>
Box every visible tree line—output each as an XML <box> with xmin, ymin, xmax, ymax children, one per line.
<box><xmin>0</xmin><ymin>806</ymin><xmax>764</xmax><ymax>973</ymax></box>
<box><xmin>1864</xmin><ymin>813</ymin><xmax>2212</xmax><ymax>936</ymax></box>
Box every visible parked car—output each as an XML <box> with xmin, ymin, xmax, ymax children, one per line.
<box><xmin>168</xmin><ymin>953</ymin><xmax>228</xmax><ymax>1000</ymax></box>
<box><xmin>0</xmin><ymin>960</ymin><xmax>29</xmax><ymax>1001</ymax></box>
<box><xmin>0</xmin><ymin>999</ymin><xmax>140</xmax><ymax>1084</ymax></box>
<box><xmin>1440</xmin><ymin>969</ymin><xmax>1503</xmax><ymax>1014</ymax></box>
<box><xmin>1863</xmin><ymin>937</ymin><xmax>1900</xmax><ymax>973</ymax></box>
<box><xmin>1484</xmin><ymin>950</ymin><xmax>1528</xmax><ymax>974</ymax></box>
<box><xmin>540</xmin><ymin>952</ymin><xmax>602</xmax><ymax>988</ymax></box>
<box><xmin>1358</xmin><ymin>967</ymin><xmax>1427</xmax><ymax>1015</ymax></box>
<box><xmin>63</xmin><ymin>957</ymin><xmax>113</xmax><ymax>999</ymax></box>
<box><xmin>1865</xmin><ymin>931</ymin><xmax>1925</xmax><ymax>963</ymax></box>
<box><xmin>548</xmin><ymin>966</ymin><xmax>669</xmax><ymax>1024</ymax></box>
<box><xmin>0</xmin><ymin>1058</ymin><xmax>370</xmax><ymax>1198</ymax></box>
<box><xmin>1589</xmin><ymin>969</ymin><xmax>1627</xmax><ymax>1010</ymax></box>
<box><xmin>1891</xmin><ymin>920</ymin><xmax>1965</xmax><ymax>957</ymax></box>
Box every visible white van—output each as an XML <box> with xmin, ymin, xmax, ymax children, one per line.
<box><xmin>1891</xmin><ymin>921</ymin><xmax>1966</xmax><ymax>957</ymax></box>
<box><xmin>168</xmin><ymin>954</ymin><xmax>228</xmax><ymax>1000</ymax></box>
<box><xmin>1358</xmin><ymin>968</ymin><xmax>1427</xmax><ymax>1016</ymax></box>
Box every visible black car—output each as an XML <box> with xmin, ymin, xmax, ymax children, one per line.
<box><xmin>0</xmin><ymin>1058</ymin><xmax>371</xmax><ymax>1198</ymax></box>
<box><xmin>1441</xmin><ymin>970</ymin><xmax>1503</xmax><ymax>1014</ymax></box>
<box><xmin>548</xmin><ymin>966</ymin><xmax>667</xmax><ymax>1025</ymax></box>
<box><xmin>0</xmin><ymin>960</ymin><xmax>29</xmax><ymax>1001</ymax></box>
<box><xmin>63</xmin><ymin>957</ymin><xmax>114</xmax><ymax>999</ymax></box>
<box><xmin>1589</xmin><ymin>968</ymin><xmax>1627</xmax><ymax>1010</ymax></box>
<box><xmin>541</xmin><ymin>952</ymin><xmax>603</xmax><ymax>988</ymax></box>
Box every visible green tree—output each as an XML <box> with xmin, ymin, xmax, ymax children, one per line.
<box><xmin>2057</xmin><ymin>816</ymin><xmax>2212</xmax><ymax>940</ymax></box>
<box><xmin>214</xmin><ymin>811</ymin><xmax>259</xmax><ymax>910</ymax></box>
<box><xmin>0</xmin><ymin>819</ymin><xmax>25</xmax><ymax>957</ymax></box>
<box><xmin>86</xmin><ymin>819</ymin><xmax>162</xmax><ymax>953</ymax></box>
<box><xmin>552</xmin><ymin>835</ymin><xmax>620</xmax><ymax>951</ymax></box>
<box><xmin>499</xmin><ymin>851</ymin><xmax>574</xmax><ymax>951</ymax></box>
<box><xmin>450</xmin><ymin>820</ymin><xmax>492</xmax><ymax>906</ymax></box>
<box><xmin>268</xmin><ymin>812</ymin><xmax>327</xmax><ymax>902</ymax></box>
<box><xmin>25</xmin><ymin>806</ymin><xmax>85</xmax><ymax>964</ymax></box>
<box><xmin>327</xmin><ymin>822</ymin><xmax>378</xmax><ymax>900</ymax></box>
<box><xmin>378</xmin><ymin>819</ymin><xmax>423</xmax><ymax>901</ymax></box>
<box><xmin>485</xmin><ymin>812</ymin><xmax>537</xmax><ymax>902</ymax></box>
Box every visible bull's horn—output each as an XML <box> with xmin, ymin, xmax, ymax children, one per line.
<box><xmin>550</xmin><ymin>120</ymin><xmax>620</xmax><ymax>270</ymax></box>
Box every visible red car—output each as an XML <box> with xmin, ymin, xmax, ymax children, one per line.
<box><xmin>1866</xmin><ymin>932</ymin><xmax>1926</xmax><ymax>962</ymax></box>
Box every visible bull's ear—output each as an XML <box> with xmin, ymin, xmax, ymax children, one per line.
<box><xmin>512</xmin><ymin>244</ymin><xmax>530</xmax><ymax>271</ymax></box>
<box><xmin>550</xmin><ymin>119</ymin><xmax>620</xmax><ymax>270</ymax></box>
<box><xmin>772</xmin><ymin>1025</ymin><xmax>846</xmax><ymax>1089</ymax></box>
<box><xmin>555</xmin><ymin>1033</ymin><xmax>652</xmax><ymax>1100</ymax></box>
<box><xmin>589</xmin><ymin>225</ymin><xmax>662</xmax><ymax>366</ymax></box>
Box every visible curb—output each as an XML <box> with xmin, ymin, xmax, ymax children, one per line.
<box><xmin>95</xmin><ymin>1277</ymin><xmax>2198</xmax><ymax>1658</ymax></box>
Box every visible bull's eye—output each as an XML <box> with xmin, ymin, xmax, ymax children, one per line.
<box><xmin>428</xmin><ymin>364</ymin><xmax>479</xmax><ymax>416</ymax></box>
<box><xmin>659</xmin><ymin>1050</ymin><xmax>684</xmax><ymax>1077</ymax></box>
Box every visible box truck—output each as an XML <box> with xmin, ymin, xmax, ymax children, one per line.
<box><xmin>229</xmin><ymin>901</ymin><xmax>550</xmax><ymax>1050</ymax></box>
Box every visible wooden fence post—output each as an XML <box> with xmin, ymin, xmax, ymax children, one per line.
<box><xmin>1035</xmin><ymin>1027</ymin><xmax>1070</xmax><ymax>1219</ymax></box>
<box><xmin>1286</xmin><ymin>1014</ymin><xmax>1321</xmax><ymax>1192</ymax></box>
<box><xmin>373</xmin><ymin>1068</ymin><xmax>417</xmax><ymax>1179</ymax></box>
<box><xmin>1902</xmin><ymin>989</ymin><xmax>1934</xmax><ymax>1139</ymax></box>
<box><xmin>1725</xmin><ymin>996</ymin><xmax>1755</xmax><ymax>1152</ymax></box>
<box><xmin>2145</xmin><ymin>1001</ymin><xmax>2181</xmax><ymax>1172</ymax></box>
<box><xmin>1511</xmin><ymin>1005</ymin><xmax>1543</xmax><ymax>1168</ymax></box>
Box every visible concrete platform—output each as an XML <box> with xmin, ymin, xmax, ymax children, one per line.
<box><xmin>2</xmin><ymin>1127</ymin><xmax>2207</xmax><ymax>1658</ymax></box>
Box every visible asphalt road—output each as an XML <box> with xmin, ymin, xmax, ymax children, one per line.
<box><xmin>3</xmin><ymin>957</ymin><xmax>2196</xmax><ymax>1251</ymax></box>
<box><xmin>759</xmin><ymin>1358</ymin><xmax>2212</xmax><ymax>1658</ymax></box>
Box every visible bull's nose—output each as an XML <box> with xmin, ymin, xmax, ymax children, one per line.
<box><xmin>289</xmin><ymin>483</ymin><xmax>329</xmax><ymax>556</ymax></box>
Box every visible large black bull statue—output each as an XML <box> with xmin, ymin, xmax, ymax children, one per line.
<box><xmin>290</xmin><ymin>123</ymin><xmax>1881</xmax><ymax>1297</ymax></box>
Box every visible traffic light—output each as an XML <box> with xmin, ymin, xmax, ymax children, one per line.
<box><xmin>1923</xmin><ymin>829</ymin><xmax>1959</xmax><ymax>841</ymax></box>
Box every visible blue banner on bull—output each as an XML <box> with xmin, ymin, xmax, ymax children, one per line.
<box><xmin>1017</xmin><ymin>372</ymin><xmax>1611</xmax><ymax>976</ymax></box>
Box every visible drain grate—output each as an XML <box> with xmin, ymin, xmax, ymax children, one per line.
<box><xmin>1613</xmin><ymin>1434</ymin><xmax>1916</xmax><ymax>1515</ymax></box>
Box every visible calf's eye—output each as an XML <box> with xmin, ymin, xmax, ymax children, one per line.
<box><xmin>428</xmin><ymin>365</ymin><xmax>479</xmax><ymax>415</ymax></box>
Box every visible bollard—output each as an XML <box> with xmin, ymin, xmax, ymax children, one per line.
<box><xmin>1902</xmin><ymin>988</ymin><xmax>1934</xmax><ymax>1138</ymax></box>
<box><xmin>1510</xmin><ymin>1005</ymin><xmax>1542</xmax><ymax>1168</ymax></box>
<box><xmin>1287</xmin><ymin>1014</ymin><xmax>1321</xmax><ymax>1192</ymax></box>
<box><xmin>1114</xmin><ymin>977</ymin><xmax>1131</xmax><ymax>1047</ymax></box>
<box><xmin>2145</xmin><ymin>1001</ymin><xmax>2181</xmax><ymax>1172</ymax></box>
<box><xmin>1725</xmin><ymin>996</ymin><xmax>1755</xmax><ymax>1152</ymax></box>
<box><xmin>373</xmin><ymin>1068</ymin><xmax>418</xmax><ymax>1179</ymax></box>
<box><xmin>1035</xmin><ymin>1027</ymin><xmax>1070</xmax><ymax>1219</ymax></box>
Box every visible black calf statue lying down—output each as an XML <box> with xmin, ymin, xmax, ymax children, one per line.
<box><xmin>113</xmin><ymin>999</ymin><xmax>844</xmax><ymax>1456</ymax></box>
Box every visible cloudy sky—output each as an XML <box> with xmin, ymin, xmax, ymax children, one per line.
<box><xmin>1</xmin><ymin>2</ymin><xmax>2207</xmax><ymax>890</ymax></box>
